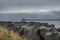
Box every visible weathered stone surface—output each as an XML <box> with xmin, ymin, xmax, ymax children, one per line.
<box><xmin>0</xmin><ymin>21</ymin><xmax>59</xmax><ymax>40</ymax></box>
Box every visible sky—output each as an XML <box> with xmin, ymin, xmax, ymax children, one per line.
<box><xmin>0</xmin><ymin>0</ymin><xmax>60</xmax><ymax>20</ymax></box>
<box><xmin>0</xmin><ymin>0</ymin><xmax>60</xmax><ymax>13</ymax></box>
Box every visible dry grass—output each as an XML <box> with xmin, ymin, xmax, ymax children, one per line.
<box><xmin>0</xmin><ymin>25</ymin><xmax>24</xmax><ymax>40</ymax></box>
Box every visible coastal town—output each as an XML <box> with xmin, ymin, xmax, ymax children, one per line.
<box><xmin>0</xmin><ymin>19</ymin><xmax>60</xmax><ymax>40</ymax></box>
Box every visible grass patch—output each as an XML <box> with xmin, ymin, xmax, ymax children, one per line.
<box><xmin>0</xmin><ymin>26</ymin><xmax>24</xmax><ymax>40</ymax></box>
<box><xmin>0</xmin><ymin>34</ymin><xmax>12</xmax><ymax>40</ymax></box>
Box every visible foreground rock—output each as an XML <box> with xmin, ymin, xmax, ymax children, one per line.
<box><xmin>0</xmin><ymin>20</ymin><xmax>60</xmax><ymax>40</ymax></box>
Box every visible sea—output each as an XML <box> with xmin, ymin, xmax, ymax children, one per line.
<box><xmin>35</xmin><ymin>21</ymin><xmax>60</xmax><ymax>28</ymax></box>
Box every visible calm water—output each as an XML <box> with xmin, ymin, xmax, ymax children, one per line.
<box><xmin>35</xmin><ymin>21</ymin><xmax>60</xmax><ymax>28</ymax></box>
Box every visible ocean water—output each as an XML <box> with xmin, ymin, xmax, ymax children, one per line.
<box><xmin>36</xmin><ymin>21</ymin><xmax>60</xmax><ymax>28</ymax></box>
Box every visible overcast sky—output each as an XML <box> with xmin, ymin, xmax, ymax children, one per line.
<box><xmin>0</xmin><ymin>0</ymin><xmax>60</xmax><ymax>19</ymax></box>
<box><xmin>0</xmin><ymin>0</ymin><xmax>60</xmax><ymax>13</ymax></box>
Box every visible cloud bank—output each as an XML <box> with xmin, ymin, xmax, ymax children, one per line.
<box><xmin>0</xmin><ymin>0</ymin><xmax>60</xmax><ymax>21</ymax></box>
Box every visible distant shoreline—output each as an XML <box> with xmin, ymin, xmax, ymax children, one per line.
<box><xmin>24</xmin><ymin>19</ymin><xmax>60</xmax><ymax>21</ymax></box>
<box><xmin>0</xmin><ymin>19</ymin><xmax>60</xmax><ymax>22</ymax></box>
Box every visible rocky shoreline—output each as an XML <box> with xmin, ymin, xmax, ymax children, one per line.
<box><xmin>0</xmin><ymin>20</ymin><xmax>60</xmax><ymax>40</ymax></box>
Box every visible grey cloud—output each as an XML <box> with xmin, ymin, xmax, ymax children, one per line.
<box><xmin>0</xmin><ymin>0</ymin><xmax>60</xmax><ymax>9</ymax></box>
<box><xmin>0</xmin><ymin>0</ymin><xmax>60</xmax><ymax>20</ymax></box>
<box><xmin>43</xmin><ymin>10</ymin><xmax>60</xmax><ymax>19</ymax></box>
<box><xmin>0</xmin><ymin>10</ymin><xmax>60</xmax><ymax>21</ymax></box>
